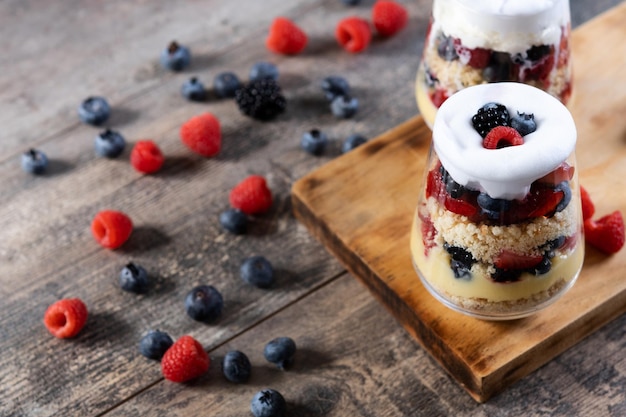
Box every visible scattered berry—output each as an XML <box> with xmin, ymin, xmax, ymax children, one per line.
<box><xmin>483</xmin><ymin>126</ymin><xmax>524</xmax><ymax>149</ymax></box>
<box><xmin>219</xmin><ymin>208</ymin><xmax>248</xmax><ymax>235</ymax></box>
<box><xmin>21</xmin><ymin>149</ymin><xmax>48</xmax><ymax>175</ymax></box>
<box><xmin>335</xmin><ymin>16</ymin><xmax>372</xmax><ymax>53</ymax></box>
<box><xmin>181</xmin><ymin>77</ymin><xmax>207</xmax><ymax>101</ymax></box>
<box><xmin>43</xmin><ymin>298</ymin><xmax>88</xmax><ymax>339</ymax></box>
<box><xmin>235</xmin><ymin>78</ymin><xmax>287</xmax><ymax>121</ymax></box>
<box><xmin>331</xmin><ymin>95</ymin><xmax>359</xmax><ymax>118</ymax></box>
<box><xmin>580</xmin><ymin>186</ymin><xmax>595</xmax><ymax>221</ymax></box>
<box><xmin>321</xmin><ymin>76</ymin><xmax>350</xmax><ymax>102</ymax></box>
<box><xmin>222</xmin><ymin>350</ymin><xmax>252</xmax><ymax>383</ymax></box>
<box><xmin>240</xmin><ymin>255</ymin><xmax>274</xmax><ymax>288</ymax></box>
<box><xmin>229</xmin><ymin>175</ymin><xmax>273</xmax><ymax>215</ymax></box>
<box><xmin>139</xmin><ymin>329</ymin><xmax>174</xmax><ymax>361</ymax></box>
<box><xmin>130</xmin><ymin>140</ymin><xmax>165</xmax><ymax>174</ymax></box>
<box><xmin>372</xmin><ymin>0</ymin><xmax>408</xmax><ymax>37</ymax></box>
<box><xmin>160</xmin><ymin>41</ymin><xmax>191</xmax><ymax>71</ymax></box>
<box><xmin>584</xmin><ymin>211</ymin><xmax>625</xmax><ymax>255</ymax></box>
<box><xmin>213</xmin><ymin>72</ymin><xmax>242</xmax><ymax>99</ymax></box>
<box><xmin>471</xmin><ymin>102</ymin><xmax>510</xmax><ymax>138</ymax></box>
<box><xmin>95</xmin><ymin>129</ymin><xmax>126</xmax><ymax>158</ymax></box>
<box><xmin>342</xmin><ymin>134</ymin><xmax>368</xmax><ymax>153</ymax></box>
<box><xmin>161</xmin><ymin>335</ymin><xmax>210</xmax><ymax>383</ymax></box>
<box><xmin>494</xmin><ymin>250</ymin><xmax>543</xmax><ymax>270</ymax></box>
<box><xmin>266</xmin><ymin>17</ymin><xmax>308</xmax><ymax>55</ymax></box>
<box><xmin>251</xmin><ymin>389</ymin><xmax>287</xmax><ymax>417</ymax></box>
<box><xmin>78</xmin><ymin>96</ymin><xmax>110</xmax><ymax>125</ymax></box>
<box><xmin>180</xmin><ymin>112</ymin><xmax>221</xmax><ymax>157</ymax></box>
<box><xmin>91</xmin><ymin>210</ymin><xmax>133</xmax><ymax>249</ymax></box>
<box><xmin>510</xmin><ymin>112</ymin><xmax>537</xmax><ymax>136</ymax></box>
<box><xmin>264</xmin><ymin>337</ymin><xmax>296</xmax><ymax>370</ymax></box>
<box><xmin>341</xmin><ymin>0</ymin><xmax>361</xmax><ymax>5</ymax></box>
<box><xmin>537</xmin><ymin>162</ymin><xmax>575</xmax><ymax>185</ymax></box>
<box><xmin>119</xmin><ymin>262</ymin><xmax>149</xmax><ymax>293</ymax></box>
<box><xmin>249</xmin><ymin>61</ymin><xmax>279</xmax><ymax>82</ymax></box>
<box><xmin>300</xmin><ymin>129</ymin><xmax>328</xmax><ymax>156</ymax></box>
<box><xmin>184</xmin><ymin>285</ymin><xmax>224</xmax><ymax>322</ymax></box>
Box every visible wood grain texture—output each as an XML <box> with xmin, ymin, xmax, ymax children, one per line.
<box><xmin>292</xmin><ymin>3</ymin><xmax>626</xmax><ymax>403</ymax></box>
<box><xmin>0</xmin><ymin>0</ymin><xmax>623</xmax><ymax>416</ymax></box>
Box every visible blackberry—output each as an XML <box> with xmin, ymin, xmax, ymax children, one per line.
<box><xmin>525</xmin><ymin>44</ymin><xmax>552</xmax><ymax>62</ymax></box>
<box><xmin>235</xmin><ymin>78</ymin><xmax>286</xmax><ymax>121</ymax></box>
<box><xmin>471</xmin><ymin>102</ymin><xmax>510</xmax><ymax>138</ymax></box>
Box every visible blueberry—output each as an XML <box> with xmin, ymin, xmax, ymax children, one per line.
<box><xmin>222</xmin><ymin>350</ymin><xmax>252</xmax><ymax>383</ymax></box>
<box><xmin>119</xmin><ymin>262</ymin><xmax>149</xmax><ymax>294</ymax></box>
<box><xmin>491</xmin><ymin>268</ymin><xmax>522</xmax><ymax>283</ymax></box>
<box><xmin>21</xmin><ymin>149</ymin><xmax>48</xmax><ymax>175</ymax></box>
<box><xmin>139</xmin><ymin>329</ymin><xmax>174</xmax><ymax>360</ymax></box>
<box><xmin>251</xmin><ymin>389</ymin><xmax>286</xmax><ymax>417</ymax></box>
<box><xmin>555</xmin><ymin>181</ymin><xmax>572</xmax><ymax>212</ymax></box>
<box><xmin>264</xmin><ymin>337</ymin><xmax>296</xmax><ymax>370</ymax></box>
<box><xmin>219</xmin><ymin>209</ymin><xmax>248</xmax><ymax>235</ymax></box>
<box><xmin>330</xmin><ymin>95</ymin><xmax>359</xmax><ymax>119</ymax></box>
<box><xmin>78</xmin><ymin>96</ymin><xmax>110</xmax><ymax>125</ymax></box>
<box><xmin>240</xmin><ymin>255</ymin><xmax>274</xmax><ymax>288</ymax></box>
<box><xmin>95</xmin><ymin>128</ymin><xmax>126</xmax><ymax>158</ymax></box>
<box><xmin>160</xmin><ymin>41</ymin><xmax>191</xmax><ymax>71</ymax></box>
<box><xmin>181</xmin><ymin>77</ymin><xmax>207</xmax><ymax>101</ymax></box>
<box><xmin>249</xmin><ymin>61</ymin><xmax>279</xmax><ymax>82</ymax></box>
<box><xmin>530</xmin><ymin>256</ymin><xmax>552</xmax><ymax>275</ymax></box>
<box><xmin>437</xmin><ymin>35</ymin><xmax>458</xmax><ymax>61</ymax></box>
<box><xmin>424</xmin><ymin>67</ymin><xmax>438</xmax><ymax>88</ymax></box>
<box><xmin>341</xmin><ymin>0</ymin><xmax>361</xmax><ymax>5</ymax></box>
<box><xmin>543</xmin><ymin>236</ymin><xmax>566</xmax><ymax>256</ymax></box>
<box><xmin>213</xmin><ymin>72</ymin><xmax>242</xmax><ymax>99</ymax></box>
<box><xmin>477</xmin><ymin>193</ymin><xmax>511</xmax><ymax>219</ymax></box>
<box><xmin>321</xmin><ymin>76</ymin><xmax>350</xmax><ymax>102</ymax></box>
<box><xmin>185</xmin><ymin>285</ymin><xmax>224</xmax><ymax>322</ymax></box>
<box><xmin>342</xmin><ymin>134</ymin><xmax>368</xmax><ymax>153</ymax></box>
<box><xmin>510</xmin><ymin>112</ymin><xmax>537</xmax><ymax>136</ymax></box>
<box><xmin>301</xmin><ymin>129</ymin><xmax>328</xmax><ymax>156</ymax></box>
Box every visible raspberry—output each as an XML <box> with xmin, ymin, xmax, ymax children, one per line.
<box><xmin>537</xmin><ymin>162</ymin><xmax>575</xmax><ymax>185</ymax></box>
<box><xmin>235</xmin><ymin>78</ymin><xmax>286</xmax><ymax>121</ymax></box>
<box><xmin>585</xmin><ymin>211</ymin><xmax>625</xmax><ymax>255</ymax></box>
<box><xmin>161</xmin><ymin>335</ymin><xmax>210</xmax><ymax>383</ymax></box>
<box><xmin>229</xmin><ymin>175</ymin><xmax>273</xmax><ymax>215</ymax></box>
<box><xmin>494</xmin><ymin>250</ymin><xmax>543</xmax><ymax>270</ymax></box>
<box><xmin>335</xmin><ymin>17</ymin><xmax>371</xmax><ymax>53</ymax></box>
<box><xmin>266</xmin><ymin>17</ymin><xmax>308</xmax><ymax>55</ymax></box>
<box><xmin>454</xmin><ymin>40</ymin><xmax>491</xmax><ymax>69</ymax></box>
<box><xmin>580</xmin><ymin>185</ymin><xmax>595</xmax><ymax>221</ymax></box>
<box><xmin>91</xmin><ymin>210</ymin><xmax>133</xmax><ymax>249</ymax></box>
<box><xmin>429</xmin><ymin>88</ymin><xmax>449</xmax><ymax>108</ymax></box>
<box><xmin>372</xmin><ymin>1</ymin><xmax>408</xmax><ymax>37</ymax></box>
<box><xmin>44</xmin><ymin>298</ymin><xmax>88</xmax><ymax>339</ymax></box>
<box><xmin>131</xmin><ymin>140</ymin><xmax>164</xmax><ymax>174</ymax></box>
<box><xmin>180</xmin><ymin>113</ymin><xmax>221</xmax><ymax>157</ymax></box>
<box><xmin>483</xmin><ymin>126</ymin><xmax>524</xmax><ymax>149</ymax></box>
<box><xmin>471</xmin><ymin>102</ymin><xmax>510</xmax><ymax>138</ymax></box>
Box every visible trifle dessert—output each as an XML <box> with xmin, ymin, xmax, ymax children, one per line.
<box><xmin>416</xmin><ymin>0</ymin><xmax>573</xmax><ymax>128</ymax></box>
<box><xmin>410</xmin><ymin>83</ymin><xmax>583</xmax><ymax>320</ymax></box>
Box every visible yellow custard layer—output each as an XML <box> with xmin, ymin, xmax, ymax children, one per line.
<box><xmin>410</xmin><ymin>211</ymin><xmax>584</xmax><ymax>303</ymax></box>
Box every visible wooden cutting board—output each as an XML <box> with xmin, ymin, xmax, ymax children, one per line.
<box><xmin>291</xmin><ymin>3</ymin><xmax>626</xmax><ymax>403</ymax></box>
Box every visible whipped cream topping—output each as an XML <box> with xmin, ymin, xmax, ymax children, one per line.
<box><xmin>432</xmin><ymin>83</ymin><xmax>576</xmax><ymax>200</ymax></box>
<box><xmin>431</xmin><ymin>0</ymin><xmax>570</xmax><ymax>54</ymax></box>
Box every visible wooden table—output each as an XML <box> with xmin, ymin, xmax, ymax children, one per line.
<box><xmin>1</xmin><ymin>1</ymin><xmax>623</xmax><ymax>416</ymax></box>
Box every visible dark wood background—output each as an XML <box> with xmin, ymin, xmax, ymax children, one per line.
<box><xmin>1</xmin><ymin>1</ymin><xmax>623</xmax><ymax>416</ymax></box>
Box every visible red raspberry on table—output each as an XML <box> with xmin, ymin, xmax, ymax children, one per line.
<box><xmin>580</xmin><ymin>186</ymin><xmax>595</xmax><ymax>221</ymax></box>
<box><xmin>584</xmin><ymin>211</ymin><xmax>625</xmax><ymax>255</ymax></box>
<box><xmin>91</xmin><ymin>209</ymin><xmax>133</xmax><ymax>249</ymax></box>
<box><xmin>131</xmin><ymin>140</ymin><xmax>164</xmax><ymax>174</ymax></box>
<box><xmin>229</xmin><ymin>175</ymin><xmax>273</xmax><ymax>215</ymax></box>
<box><xmin>335</xmin><ymin>17</ymin><xmax>372</xmax><ymax>53</ymax></box>
<box><xmin>180</xmin><ymin>113</ymin><xmax>221</xmax><ymax>157</ymax></box>
<box><xmin>266</xmin><ymin>17</ymin><xmax>308</xmax><ymax>55</ymax></box>
<box><xmin>483</xmin><ymin>126</ymin><xmax>524</xmax><ymax>149</ymax></box>
<box><xmin>161</xmin><ymin>335</ymin><xmax>210</xmax><ymax>383</ymax></box>
<box><xmin>372</xmin><ymin>0</ymin><xmax>408</xmax><ymax>37</ymax></box>
<box><xmin>44</xmin><ymin>298</ymin><xmax>88</xmax><ymax>339</ymax></box>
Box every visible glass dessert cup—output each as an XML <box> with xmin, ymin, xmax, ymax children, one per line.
<box><xmin>410</xmin><ymin>83</ymin><xmax>583</xmax><ymax>320</ymax></box>
<box><xmin>415</xmin><ymin>0</ymin><xmax>573</xmax><ymax>128</ymax></box>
